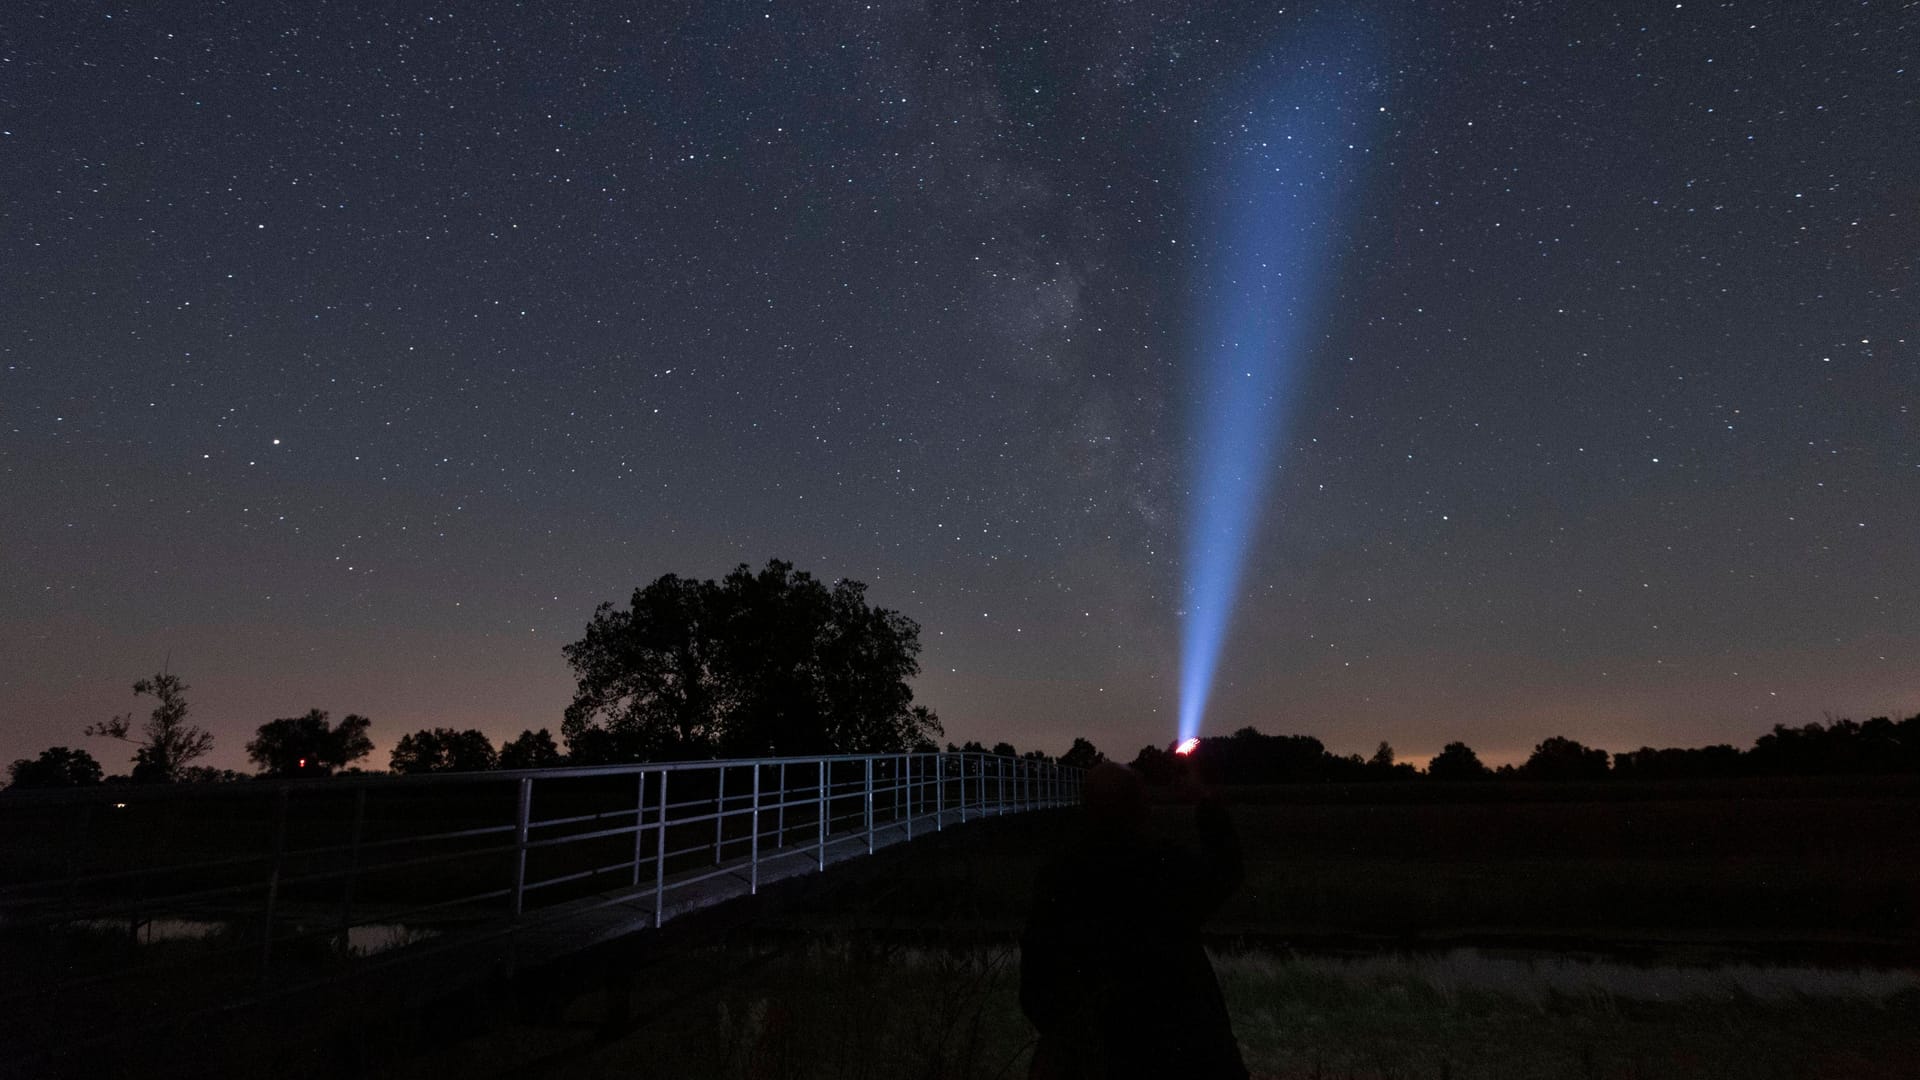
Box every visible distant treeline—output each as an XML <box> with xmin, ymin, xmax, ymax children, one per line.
<box><xmin>1123</xmin><ymin>714</ymin><xmax>1920</xmax><ymax>786</ymax></box>
<box><xmin>8</xmin><ymin>665</ymin><xmax>1917</xmax><ymax>791</ymax></box>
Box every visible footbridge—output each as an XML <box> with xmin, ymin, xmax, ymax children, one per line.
<box><xmin>0</xmin><ymin>750</ymin><xmax>1083</xmax><ymax>1075</ymax></box>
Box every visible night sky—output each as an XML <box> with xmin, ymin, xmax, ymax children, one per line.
<box><xmin>3</xmin><ymin>1</ymin><xmax>1914</xmax><ymax>775</ymax></box>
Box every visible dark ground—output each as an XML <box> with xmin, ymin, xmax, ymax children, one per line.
<box><xmin>364</xmin><ymin>775</ymin><xmax>1920</xmax><ymax>1079</ymax></box>
<box><xmin>749</xmin><ymin>774</ymin><xmax>1920</xmax><ymax>959</ymax></box>
<box><xmin>10</xmin><ymin>775</ymin><xmax>1919</xmax><ymax>1078</ymax></box>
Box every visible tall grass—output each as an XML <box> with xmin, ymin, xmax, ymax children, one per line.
<box><xmin>1214</xmin><ymin>947</ymin><xmax>1920</xmax><ymax>1080</ymax></box>
<box><xmin>400</xmin><ymin>941</ymin><xmax>1920</xmax><ymax>1080</ymax></box>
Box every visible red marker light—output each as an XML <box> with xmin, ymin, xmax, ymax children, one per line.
<box><xmin>298</xmin><ymin>758</ymin><xmax>307</xmax><ymax>769</ymax></box>
<box><xmin>1174</xmin><ymin>737</ymin><xmax>1200</xmax><ymax>756</ymax></box>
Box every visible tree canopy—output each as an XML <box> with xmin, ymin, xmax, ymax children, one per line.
<box><xmin>1109</xmin><ymin>714</ymin><xmax>1920</xmax><ymax>787</ymax></box>
<box><xmin>1059</xmin><ymin>738</ymin><xmax>1105</xmax><ymax>771</ymax></box>
<box><xmin>245</xmin><ymin>709</ymin><xmax>374</xmax><ymax>776</ymax></box>
<box><xmin>1426</xmin><ymin>741</ymin><xmax>1492</xmax><ymax>781</ymax></box>
<box><xmin>561</xmin><ymin>560</ymin><xmax>941</xmax><ymax>761</ymax></box>
<box><xmin>1520</xmin><ymin>736</ymin><xmax>1612</xmax><ymax>781</ymax></box>
<box><xmin>85</xmin><ymin>673</ymin><xmax>214</xmax><ymax>783</ymax></box>
<box><xmin>7</xmin><ymin>746</ymin><xmax>104</xmax><ymax>789</ymax></box>
<box><xmin>390</xmin><ymin>728</ymin><xmax>499</xmax><ymax>774</ymax></box>
<box><xmin>499</xmin><ymin>728</ymin><xmax>563</xmax><ymax>770</ymax></box>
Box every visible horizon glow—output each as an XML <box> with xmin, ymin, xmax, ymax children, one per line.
<box><xmin>1178</xmin><ymin>25</ymin><xmax>1381</xmax><ymax>744</ymax></box>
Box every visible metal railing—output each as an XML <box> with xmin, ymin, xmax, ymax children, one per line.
<box><xmin>0</xmin><ymin>751</ymin><xmax>1082</xmax><ymax>1004</ymax></box>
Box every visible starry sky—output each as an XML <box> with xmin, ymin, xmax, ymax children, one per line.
<box><xmin>3</xmin><ymin>1</ymin><xmax>1914</xmax><ymax>775</ymax></box>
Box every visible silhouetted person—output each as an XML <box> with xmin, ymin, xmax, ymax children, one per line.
<box><xmin>1021</xmin><ymin>761</ymin><xmax>1248</xmax><ymax>1080</ymax></box>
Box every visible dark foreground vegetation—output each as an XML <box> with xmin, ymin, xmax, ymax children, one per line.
<box><xmin>4</xmin><ymin>773</ymin><xmax>1916</xmax><ymax>1079</ymax></box>
<box><xmin>381</xmin><ymin>938</ymin><xmax>1920</xmax><ymax>1080</ymax></box>
<box><xmin>730</xmin><ymin>774</ymin><xmax>1920</xmax><ymax>953</ymax></box>
<box><xmin>367</xmin><ymin>774</ymin><xmax>1920</xmax><ymax>1080</ymax></box>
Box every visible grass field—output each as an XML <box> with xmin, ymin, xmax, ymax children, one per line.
<box><xmin>356</xmin><ymin>776</ymin><xmax>1920</xmax><ymax>1078</ymax></box>
<box><xmin>376</xmin><ymin>939</ymin><xmax>1920</xmax><ymax>1080</ymax></box>
<box><xmin>738</xmin><ymin>776</ymin><xmax>1920</xmax><ymax>956</ymax></box>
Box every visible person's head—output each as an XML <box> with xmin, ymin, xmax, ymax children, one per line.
<box><xmin>1082</xmin><ymin>761</ymin><xmax>1149</xmax><ymax>836</ymax></box>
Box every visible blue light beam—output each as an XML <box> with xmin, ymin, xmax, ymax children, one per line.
<box><xmin>1179</xmin><ymin>28</ymin><xmax>1381</xmax><ymax>743</ymax></box>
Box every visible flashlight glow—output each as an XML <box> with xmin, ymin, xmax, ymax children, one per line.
<box><xmin>1174</xmin><ymin>737</ymin><xmax>1200</xmax><ymax>757</ymax></box>
<box><xmin>1178</xmin><ymin>22</ymin><xmax>1381</xmax><ymax>744</ymax></box>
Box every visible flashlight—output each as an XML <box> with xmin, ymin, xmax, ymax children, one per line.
<box><xmin>1174</xmin><ymin>737</ymin><xmax>1200</xmax><ymax>756</ymax></box>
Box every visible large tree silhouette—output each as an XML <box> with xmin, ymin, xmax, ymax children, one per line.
<box><xmin>561</xmin><ymin>560</ymin><xmax>940</xmax><ymax>761</ymax></box>
<box><xmin>7</xmin><ymin>747</ymin><xmax>104</xmax><ymax>789</ymax></box>
<box><xmin>1059</xmin><ymin>737</ymin><xmax>1106</xmax><ymax>770</ymax></box>
<box><xmin>499</xmin><ymin>728</ymin><xmax>563</xmax><ymax>769</ymax></box>
<box><xmin>85</xmin><ymin>673</ymin><xmax>214</xmax><ymax>783</ymax></box>
<box><xmin>1426</xmin><ymin>741</ymin><xmax>1492</xmax><ymax>781</ymax></box>
<box><xmin>1520</xmin><ymin>736</ymin><xmax>1611</xmax><ymax>781</ymax></box>
<box><xmin>245</xmin><ymin>709</ymin><xmax>374</xmax><ymax>777</ymax></box>
<box><xmin>390</xmin><ymin>728</ymin><xmax>498</xmax><ymax>774</ymax></box>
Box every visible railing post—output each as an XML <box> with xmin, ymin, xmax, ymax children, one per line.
<box><xmin>935</xmin><ymin>752</ymin><xmax>944</xmax><ymax>830</ymax></box>
<box><xmin>631</xmin><ymin>770</ymin><xmax>648</xmax><ymax>888</ymax></box>
<box><xmin>341</xmin><ymin>786</ymin><xmax>367</xmax><ymax>934</ymax></box>
<box><xmin>978</xmin><ymin>754</ymin><xmax>986</xmax><ymax>818</ymax></box>
<box><xmin>714</xmin><ymin>766</ymin><xmax>727</xmax><ymax>865</ymax></box>
<box><xmin>512</xmin><ymin>776</ymin><xmax>533</xmax><ymax>919</ymax></box>
<box><xmin>817</xmin><ymin>759</ymin><xmax>827</xmax><ymax>871</ymax></box>
<box><xmin>654</xmin><ymin>770</ymin><xmax>669</xmax><ymax>928</ymax></box>
<box><xmin>864</xmin><ymin>757</ymin><xmax>875</xmax><ymax>855</ymax></box>
<box><xmin>750</xmin><ymin>764</ymin><xmax>762</xmax><ymax>895</ymax></box>
<box><xmin>260</xmin><ymin>785</ymin><xmax>290</xmax><ymax>982</ymax></box>
<box><xmin>777</xmin><ymin>761</ymin><xmax>787</xmax><ymax>846</ymax></box>
<box><xmin>904</xmin><ymin>754</ymin><xmax>913</xmax><ymax>840</ymax></box>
